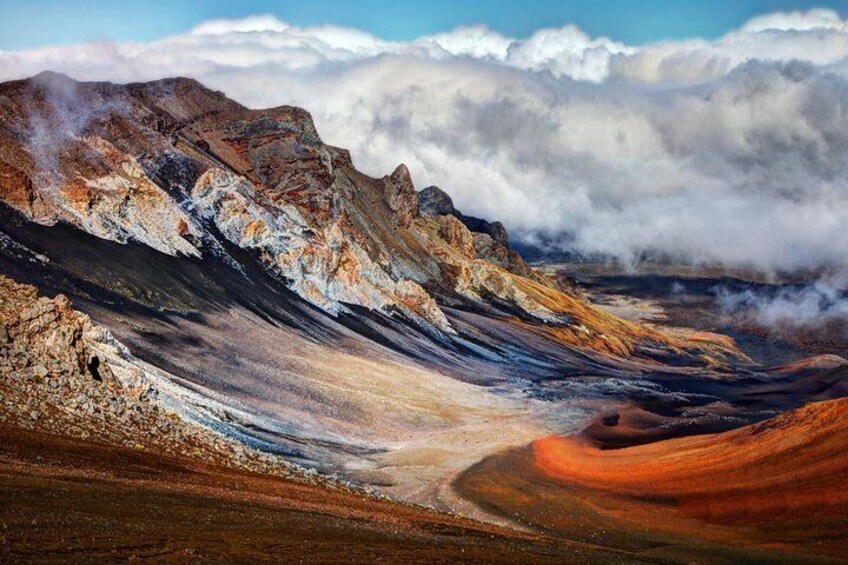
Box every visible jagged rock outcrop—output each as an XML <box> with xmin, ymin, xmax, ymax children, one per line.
<box><xmin>419</xmin><ymin>186</ymin><xmax>507</xmax><ymax>245</ymax></box>
<box><xmin>1</xmin><ymin>281</ymin><xmax>96</xmax><ymax>383</ymax></box>
<box><xmin>0</xmin><ymin>74</ymin><xmax>456</xmax><ymax>331</ymax></box>
<box><xmin>417</xmin><ymin>185</ymin><xmax>563</xmax><ymax>290</ymax></box>
<box><xmin>0</xmin><ymin>133</ymin><xmax>201</xmax><ymax>257</ymax></box>
<box><xmin>418</xmin><ymin>185</ymin><xmax>456</xmax><ymax>217</ymax></box>
<box><xmin>413</xmin><ymin>213</ymin><xmax>558</xmax><ymax>322</ymax></box>
<box><xmin>384</xmin><ymin>164</ymin><xmax>419</xmax><ymax>228</ymax></box>
<box><xmin>432</xmin><ymin>214</ymin><xmax>476</xmax><ymax>258</ymax></box>
<box><xmin>192</xmin><ymin>168</ymin><xmax>451</xmax><ymax>332</ymax></box>
<box><xmin>0</xmin><ymin>274</ymin><xmax>307</xmax><ymax>476</ymax></box>
<box><xmin>0</xmin><ymin>73</ymin><xmax>559</xmax><ymax>333</ymax></box>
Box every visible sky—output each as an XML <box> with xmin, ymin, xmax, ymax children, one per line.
<box><xmin>1</xmin><ymin>0</ymin><xmax>847</xmax><ymax>49</ymax></box>
<box><xmin>3</xmin><ymin>2</ymin><xmax>848</xmax><ymax>274</ymax></box>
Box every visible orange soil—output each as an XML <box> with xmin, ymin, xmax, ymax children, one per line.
<box><xmin>455</xmin><ymin>398</ymin><xmax>848</xmax><ymax>561</ymax></box>
<box><xmin>533</xmin><ymin>398</ymin><xmax>848</xmax><ymax>527</ymax></box>
<box><xmin>512</xmin><ymin>275</ymin><xmax>742</xmax><ymax>364</ymax></box>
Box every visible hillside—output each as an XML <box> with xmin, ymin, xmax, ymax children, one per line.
<box><xmin>2</xmin><ymin>72</ymin><xmax>845</xmax><ymax>563</ymax></box>
<box><xmin>0</xmin><ymin>71</ymin><xmax>737</xmax><ymax>360</ymax></box>
<box><xmin>456</xmin><ymin>396</ymin><xmax>848</xmax><ymax>561</ymax></box>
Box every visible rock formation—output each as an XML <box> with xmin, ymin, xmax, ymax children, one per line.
<box><xmin>0</xmin><ymin>274</ymin><xmax>306</xmax><ymax>477</ymax></box>
<box><xmin>419</xmin><ymin>185</ymin><xmax>550</xmax><ymax>283</ymax></box>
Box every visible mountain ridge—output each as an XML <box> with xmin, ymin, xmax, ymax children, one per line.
<box><xmin>0</xmin><ymin>71</ymin><xmax>735</xmax><ymax>362</ymax></box>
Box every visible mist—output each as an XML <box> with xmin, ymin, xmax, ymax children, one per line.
<box><xmin>715</xmin><ymin>277</ymin><xmax>848</xmax><ymax>331</ymax></box>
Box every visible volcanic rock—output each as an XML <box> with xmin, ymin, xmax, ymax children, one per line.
<box><xmin>0</xmin><ymin>74</ymin><xmax>568</xmax><ymax>333</ymax></box>
<box><xmin>384</xmin><ymin>164</ymin><xmax>419</xmax><ymax>228</ymax></box>
<box><xmin>418</xmin><ymin>186</ymin><xmax>562</xmax><ymax>289</ymax></box>
<box><xmin>0</xmin><ymin>274</ymin><xmax>303</xmax><ymax>477</ymax></box>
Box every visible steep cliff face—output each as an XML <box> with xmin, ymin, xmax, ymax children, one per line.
<box><xmin>0</xmin><ymin>275</ymin><xmax>303</xmax><ymax>477</ymax></box>
<box><xmin>191</xmin><ymin>168</ymin><xmax>451</xmax><ymax>332</ymax></box>
<box><xmin>0</xmin><ymin>72</ymin><xmax>737</xmax><ymax>362</ymax></box>
<box><xmin>418</xmin><ymin>185</ymin><xmax>550</xmax><ymax>283</ymax></box>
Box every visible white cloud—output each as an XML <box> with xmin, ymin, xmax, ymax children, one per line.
<box><xmin>504</xmin><ymin>25</ymin><xmax>633</xmax><ymax>81</ymax></box>
<box><xmin>739</xmin><ymin>8</ymin><xmax>846</xmax><ymax>32</ymax></box>
<box><xmin>416</xmin><ymin>25</ymin><xmax>514</xmax><ymax>60</ymax></box>
<box><xmin>3</xmin><ymin>10</ymin><xmax>848</xmax><ymax>272</ymax></box>
<box><xmin>190</xmin><ymin>14</ymin><xmax>292</xmax><ymax>35</ymax></box>
<box><xmin>716</xmin><ymin>276</ymin><xmax>848</xmax><ymax>330</ymax></box>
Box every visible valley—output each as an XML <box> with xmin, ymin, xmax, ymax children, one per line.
<box><xmin>1</xmin><ymin>73</ymin><xmax>846</xmax><ymax>563</ymax></box>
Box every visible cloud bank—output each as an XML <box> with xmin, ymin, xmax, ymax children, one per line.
<box><xmin>3</xmin><ymin>10</ymin><xmax>848</xmax><ymax>272</ymax></box>
<box><xmin>715</xmin><ymin>277</ymin><xmax>848</xmax><ymax>330</ymax></box>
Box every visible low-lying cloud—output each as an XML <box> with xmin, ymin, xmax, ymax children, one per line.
<box><xmin>715</xmin><ymin>278</ymin><xmax>848</xmax><ymax>330</ymax></box>
<box><xmin>3</xmin><ymin>10</ymin><xmax>848</xmax><ymax>272</ymax></box>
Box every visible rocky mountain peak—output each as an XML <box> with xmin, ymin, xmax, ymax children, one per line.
<box><xmin>418</xmin><ymin>185</ymin><xmax>507</xmax><ymax>245</ymax></box>
<box><xmin>384</xmin><ymin>164</ymin><xmax>419</xmax><ymax>228</ymax></box>
<box><xmin>418</xmin><ymin>186</ymin><xmax>456</xmax><ymax>216</ymax></box>
<box><xmin>417</xmin><ymin>184</ymin><xmax>531</xmax><ymax>279</ymax></box>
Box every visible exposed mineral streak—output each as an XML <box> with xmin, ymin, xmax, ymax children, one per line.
<box><xmin>192</xmin><ymin>168</ymin><xmax>452</xmax><ymax>332</ymax></box>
